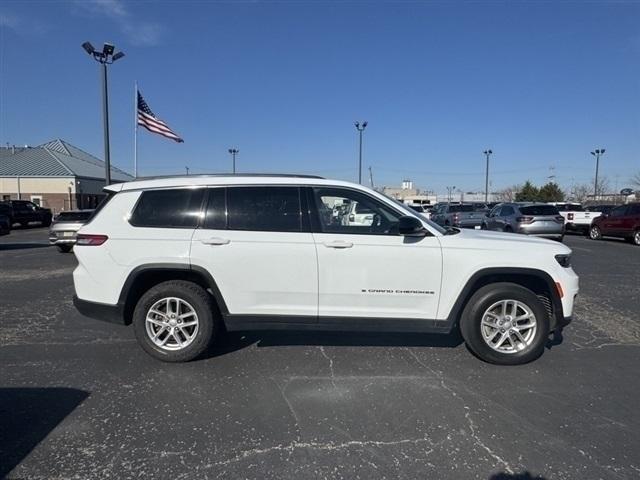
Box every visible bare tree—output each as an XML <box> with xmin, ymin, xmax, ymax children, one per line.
<box><xmin>632</xmin><ymin>172</ymin><xmax>640</xmax><ymax>188</ymax></box>
<box><xmin>495</xmin><ymin>185</ymin><xmax>520</xmax><ymax>202</ymax></box>
<box><xmin>569</xmin><ymin>183</ymin><xmax>591</xmax><ymax>203</ymax></box>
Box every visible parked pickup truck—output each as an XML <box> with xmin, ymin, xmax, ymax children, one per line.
<box><xmin>548</xmin><ymin>203</ymin><xmax>600</xmax><ymax>234</ymax></box>
<box><xmin>0</xmin><ymin>200</ymin><xmax>52</xmax><ymax>228</ymax></box>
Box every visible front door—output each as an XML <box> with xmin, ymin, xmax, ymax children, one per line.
<box><xmin>190</xmin><ymin>186</ymin><xmax>318</xmax><ymax>318</ymax></box>
<box><xmin>601</xmin><ymin>205</ymin><xmax>629</xmax><ymax>235</ymax></box>
<box><xmin>309</xmin><ymin>187</ymin><xmax>442</xmax><ymax>320</ymax></box>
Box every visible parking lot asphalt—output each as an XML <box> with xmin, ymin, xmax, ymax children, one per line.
<box><xmin>1</xmin><ymin>228</ymin><xmax>639</xmax><ymax>480</ymax></box>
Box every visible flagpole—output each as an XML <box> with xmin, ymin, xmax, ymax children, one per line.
<box><xmin>134</xmin><ymin>81</ymin><xmax>138</xmax><ymax>178</ymax></box>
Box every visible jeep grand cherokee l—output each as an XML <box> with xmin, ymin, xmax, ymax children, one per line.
<box><xmin>72</xmin><ymin>175</ymin><xmax>578</xmax><ymax>365</ymax></box>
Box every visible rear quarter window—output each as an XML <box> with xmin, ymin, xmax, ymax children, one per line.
<box><xmin>130</xmin><ymin>188</ymin><xmax>205</xmax><ymax>228</ymax></box>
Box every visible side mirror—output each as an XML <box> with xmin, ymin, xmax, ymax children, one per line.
<box><xmin>398</xmin><ymin>216</ymin><xmax>427</xmax><ymax>236</ymax></box>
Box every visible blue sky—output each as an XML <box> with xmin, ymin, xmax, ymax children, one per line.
<box><xmin>1</xmin><ymin>0</ymin><xmax>639</xmax><ymax>194</ymax></box>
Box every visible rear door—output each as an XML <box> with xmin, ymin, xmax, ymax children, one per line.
<box><xmin>190</xmin><ymin>186</ymin><xmax>318</xmax><ymax>319</ymax></box>
<box><xmin>309</xmin><ymin>187</ymin><xmax>442</xmax><ymax>320</ymax></box>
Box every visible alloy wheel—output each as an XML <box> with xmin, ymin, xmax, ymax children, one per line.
<box><xmin>480</xmin><ymin>299</ymin><xmax>537</xmax><ymax>354</ymax></box>
<box><xmin>145</xmin><ymin>297</ymin><xmax>199</xmax><ymax>351</ymax></box>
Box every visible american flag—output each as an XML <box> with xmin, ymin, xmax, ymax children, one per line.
<box><xmin>137</xmin><ymin>91</ymin><xmax>184</xmax><ymax>143</ymax></box>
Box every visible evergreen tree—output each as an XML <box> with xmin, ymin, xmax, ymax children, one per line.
<box><xmin>538</xmin><ymin>182</ymin><xmax>564</xmax><ymax>202</ymax></box>
<box><xmin>515</xmin><ymin>181</ymin><xmax>540</xmax><ymax>202</ymax></box>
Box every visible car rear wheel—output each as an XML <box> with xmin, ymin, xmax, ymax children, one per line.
<box><xmin>630</xmin><ymin>230</ymin><xmax>640</xmax><ymax>246</ymax></box>
<box><xmin>132</xmin><ymin>280</ymin><xmax>219</xmax><ymax>362</ymax></box>
<box><xmin>589</xmin><ymin>225</ymin><xmax>602</xmax><ymax>240</ymax></box>
<box><xmin>504</xmin><ymin>226</ymin><xmax>513</xmax><ymax>233</ymax></box>
<box><xmin>460</xmin><ymin>283</ymin><xmax>550</xmax><ymax>365</ymax></box>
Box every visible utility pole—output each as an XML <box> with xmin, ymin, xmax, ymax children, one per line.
<box><xmin>590</xmin><ymin>148</ymin><xmax>605</xmax><ymax>199</ymax></box>
<box><xmin>483</xmin><ymin>149</ymin><xmax>492</xmax><ymax>203</ymax></box>
<box><xmin>228</xmin><ymin>148</ymin><xmax>239</xmax><ymax>174</ymax></box>
<box><xmin>368</xmin><ymin>166</ymin><xmax>374</xmax><ymax>189</ymax></box>
<box><xmin>185</xmin><ymin>166</ymin><xmax>190</xmax><ymax>175</ymax></box>
<box><xmin>81</xmin><ymin>42</ymin><xmax>125</xmax><ymax>186</ymax></box>
<box><xmin>354</xmin><ymin>121</ymin><xmax>368</xmax><ymax>184</ymax></box>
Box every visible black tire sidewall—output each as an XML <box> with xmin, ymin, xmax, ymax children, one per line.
<box><xmin>460</xmin><ymin>283</ymin><xmax>550</xmax><ymax>365</ymax></box>
<box><xmin>132</xmin><ymin>281</ymin><xmax>216</xmax><ymax>362</ymax></box>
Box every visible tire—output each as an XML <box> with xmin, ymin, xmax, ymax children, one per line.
<box><xmin>57</xmin><ymin>245</ymin><xmax>73</xmax><ymax>253</ymax></box>
<box><xmin>480</xmin><ymin>223</ymin><xmax>487</xmax><ymax>230</ymax></box>
<box><xmin>42</xmin><ymin>218</ymin><xmax>52</xmax><ymax>227</ymax></box>
<box><xmin>589</xmin><ymin>225</ymin><xmax>602</xmax><ymax>240</ymax></box>
<box><xmin>504</xmin><ymin>226</ymin><xmax>513</xmax><ymax>233</ymax></box>
<box><xmin>460</xmin><ymin>283</ymin><xmax>550</xmax><ymax>365</ymax></box>
<box><xmin>630</xmin><ymin>230</ymin><xmax>640</xmax><ymax>246</ymax></box>
<box><xmin>132</xmin><ymin>280</ymin><xmax>219</xmax><ymax>362</ymax></box>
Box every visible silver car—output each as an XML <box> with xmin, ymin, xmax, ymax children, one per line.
<box><xmin>48</xmin><ymin>209</ymin><xmax>94</xmax><ymax>252</ymax></box>
<box><xmin>481</xmin><ymin>203</ymin><xmax>565</xmax><ymax>241</ymax></box>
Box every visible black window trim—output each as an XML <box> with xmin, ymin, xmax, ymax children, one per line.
<box><xmin>128</xmin><ymin>187</ymin><xmax>208</xmax><ymax>229</ymax></box>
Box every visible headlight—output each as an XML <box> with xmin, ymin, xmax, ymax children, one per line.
<box><xmin>555</xmin><ymin>254</ymin><xmax>571</xmax><ymax>268</ymax></box>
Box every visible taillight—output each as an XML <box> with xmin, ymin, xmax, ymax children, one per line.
<box><xmin>76</xmin><ymin>234</ymin><xmax>108</xmax><ymax>246</ymax></box>
<box><xmin>555</xmin><ymin>215</ymin><xmax>565</xmax><ymax>223</ymax></box>
<box><xmin>568</xmin><ymin>213</ymin><xmax>574</xmax><ymax>221</ymax></box>
<box><xmin>453</xmin><ymin>213</ymin><xmax>459</xmax><ymax>222</ymax></box>
<box><xmin>348</xmin><ymin>214</ymin><xmax>355</xmax><ymax>222</ymax></box>
<box><xmin>516</xmin><ymin>216</ymin><xmax>534</xmax><ymax>224</ymax></box>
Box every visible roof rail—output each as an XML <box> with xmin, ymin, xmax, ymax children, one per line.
<box><xmin>133</xmin><ymin>173</ymin><xmax>325</xmax><ymax>180</ymax></box>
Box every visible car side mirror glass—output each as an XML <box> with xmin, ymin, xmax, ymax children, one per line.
<box><xmin>398</xmin><ymin>216</ymin><xmax>426</xmax><ymax>236</ymax></box>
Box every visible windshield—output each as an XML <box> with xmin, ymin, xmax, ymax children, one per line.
<box><xmin>55</xmin><ymin>211</ymin><xmax>93</xmax><ymax>222</ymax></box>
<box><xmin>448</xmin><ymin>204</ymin><xmax>474</xmax><ymax>212</ymax></box>
<box><xmin>555</xmin><ymin>203</ymin><xmax>585</xmax><ymax>212</ymax></box>
<box><xmin>520</xmin><ymin>205</ymin><xmax>559</xmax><ymax>216</ymax></box>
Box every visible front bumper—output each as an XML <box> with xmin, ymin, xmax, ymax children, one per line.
<box><xmin>73</xmin><ymin>295</ymin><xmax>127</xmax><ymax>325</ymax></box>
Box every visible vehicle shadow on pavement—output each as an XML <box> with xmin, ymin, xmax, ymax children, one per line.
<box><xmin>0</xmin><ymin>387</ymin><xmax>90</xmax><ymax>479</ymax></box>
<box><xmin>206</xmin><ymin>330</ymin><xmax>464</xmax><ymax>358</ymax></box>
<box><xmin>490</xmin><ymin>472</ymin><xmax>546</xmax><ymax>480</ymax></box>
<box><xmin>0</xmin><ymin>243</ymin><xmax>51</xmax><ymax>251</ymax></box>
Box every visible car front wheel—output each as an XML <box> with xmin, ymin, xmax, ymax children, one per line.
<box><xmin>460</xmin><ymin>283</ymin><xmax>550</xmax><ymax>365</ymax></box>
<box><xmin>132</xmin><ymin>280</ymin><xmax>219</xmax><ymax>362</ymax></box>
<box><xmin>589</xmin><ymin>225</ymin><xmax>602</xmax><ymax>240</ymax></box>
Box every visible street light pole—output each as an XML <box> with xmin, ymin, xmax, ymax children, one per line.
<box><xmin>483</xmin><ymin>149</ymin><xmax>492</xmax><ymax>203</ymax></box>
<box><xmin>446</xmin><ymin>186</ymin><xmax>456</xmax><ymax>203</ymax></box>
<box><xmin>81</xmin><ymin>42</ymin><xmax>125</xmax><ymax>186</ymax></box>
<box><xmin>228</xmin><ymin>148</ymin><xmax>239</xmax><ymax>174</ymax></box>
<box><xmin>354</xmin><ymin>121</ymin><xmax>368</xmax><ymax>184</ymax></box>
<box><xmin>590</xmin><ymin>148</ymin><xmax>605</xmax><ymax>199</ymax></box>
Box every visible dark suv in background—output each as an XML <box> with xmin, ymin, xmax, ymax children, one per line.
<box><xmin>0</xmin><ymin>200</ymin><xmax>52</xmax><ymax>228</ymax></box>
<box><xmin>589</xmin><ymin>203</ymin><xmax>640</xmax><ymax>245</ymax></box>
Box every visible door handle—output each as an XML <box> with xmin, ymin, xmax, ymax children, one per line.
<box><xmin>201</xmin><ymin>237</ymin><xmax>230</xmax><ymax>246</ymax></box>
<box><xmin>323</xmin><ymin>240</ymin><xmax>353</xmax><ymax>249</ymax></box>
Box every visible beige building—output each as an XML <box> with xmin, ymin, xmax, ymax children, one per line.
<box><xmin>382</xmin><ymin>180</ymin><xmax>437</xmax><ymax>205</ymax></box>
<box><xmin>0</xmin><ymin>139</ymin><xmax>132</xmax><ymax>213</ymax></box>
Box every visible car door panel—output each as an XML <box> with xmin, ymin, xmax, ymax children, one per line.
<box><xmin>310</xmin><ymin>187</ymin><xmax>442</xmax><ymax>320</ymax></box>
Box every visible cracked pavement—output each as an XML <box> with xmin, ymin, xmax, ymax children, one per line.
<box><xmin>1</xmin><ymin>228</ymin><xmax>639</xmax><ymax>479</ymax></box>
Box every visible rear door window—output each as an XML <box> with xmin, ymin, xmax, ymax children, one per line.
<box><xmin>500</xmin><ymin>206</ymin><xmax>515</xmax><ymax>216</ymax></box>
<box><xmin>130</xmin><ymin>188</ymin><xmax>205</xmax><ymax>228</ymax></box>
<box><xmin>226</xmin><ymin>186</ymin><xmax>302</xmax><ymax>232</ymax></box>
<box><xmin>449</xmin><ymin>204</ymin><xmax>474</xmax><ymax>213</ymax></box>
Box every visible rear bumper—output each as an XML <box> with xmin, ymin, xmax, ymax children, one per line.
<box><xmin>565</xmin><ymin>223</ymin><xmax>589</xmax><ymax>232</ymax></box>
<box><xmin>73</xmin><ymin>295</ymin><xmax>126</xmax><ymax>325</ymax></box>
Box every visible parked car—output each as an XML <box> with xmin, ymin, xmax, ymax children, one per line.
<box><xmin>586</xmin><ymin>204</ymin><xmax>618</xmax><ymax>216</ymax></box>
<box><xmin>0</xmin><ymin>200</ymin><xmax>52</xmax><ymax>228</ymax></box>
<box><xmin>49</xmin><ymin>209</ymin><xmax>95</xmax><ymax>253</ymax></box>
<box><xmin>548</xmin><ymin>202</ymin><xmax>599</xmax><ymax>234</ymax></box>
<box><xmin>430</xmin><ymin>203</ymin><xmax>484</xmax><ymax>229</ymax></box>
<box><xmin>482</xmin><ymin>203</ymin><xmax>565</xmax><ymax>241</ymax></box>
<box><xmin>407</xmin><ymin>204</ymin><xmax>433</xmax><ymax>220</ymax></box>
<box><xmin>589</xmin><ymin>203</ymin><xmax>640</xmax><ymax>245</ymax></box>
<box><xmin>0</xmin><ymin>214</ymin><xmax>10</xmax><ymax>236</ymax></box>
<box><xmin>73</xmin><ymin>174</ymin><xmax>578</xmax><ymax>365</ymax></box>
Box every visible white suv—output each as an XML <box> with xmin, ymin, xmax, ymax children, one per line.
<box><xmin>73</xmin><ymin>175</ymin><xmax>578</xmax><ymax>365</ymax></box>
